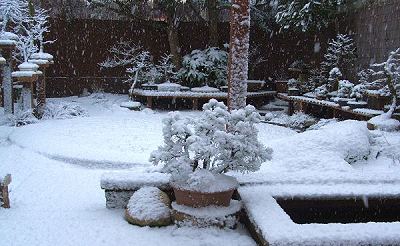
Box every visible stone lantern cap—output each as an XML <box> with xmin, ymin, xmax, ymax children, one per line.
<box><xmin>0</xmin><ymin>32</ymin><xmax>18</xmax><ymax>47</ymax></box>
<box><xmin>28</xmin><ymin>59</ymin><xmax>52</xmax><ymax>67</ymax></box>
<box><xmin>30</xmin><ymin>52</ymin><xmax>54</xmax><ymax>62</ymax></box>
<box><xmin>12</xmin><ymin>62</ymin><xmax>42</xmax><ymax>82</ymax></box>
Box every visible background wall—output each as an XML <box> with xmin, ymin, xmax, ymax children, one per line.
<box><xmin>44</xmin><ymin>19</ymin><xmax>334</xmax><ymax>97</ymax></box>
<box><xmin>352</xmin><ymin>0</ymin><xmax>400</xmax><ymax>68</ymax></box>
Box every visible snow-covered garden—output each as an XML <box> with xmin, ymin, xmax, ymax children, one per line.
<box><xmin>1</xmin><ymin>0</ymin><xmax>400</xmax><ymax>245</ymax></box>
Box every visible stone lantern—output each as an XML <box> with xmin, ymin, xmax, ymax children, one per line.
<box><xmin>29</xmin><ymin>52</ymin><xmax>54</xmax><ymax>116</ymax></box>
<box><xmin>12</xmin><ymin>62</ymin><xmax>41</xmax><ymax>111</ymax></box>
<box><xmin>0</xmin><ymin>32</ymin><xmax>18</xmax><ymax>114</ymax></box>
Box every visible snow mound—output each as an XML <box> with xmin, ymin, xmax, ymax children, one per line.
<box><xmin>368</xmin><ymin>114</ymin><xmax>400</xmax><ymax>132</ymax></box>
<box><xmin>267</xmin><ymin>120</ymin><xmax>371</xmax><ymax>173</ymax></box>
<box><xmin>126</xmin><ymin>187</ymin><xmax>171</xmax><ymax>222</ymax></box>
<box><xmin>42</xmin><ymin>102</ymin><xmax>88</xmax><ymax>120</ymax></box>
<box><xmin>120</xmin><ymin>101</ymin><xmax>141</xmax><ymax>110</ymax></box>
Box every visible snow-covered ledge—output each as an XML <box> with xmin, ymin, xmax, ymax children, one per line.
<box><xmin>239</xmin><ymin>185</ymin><xmax>400</xmax><ymax>245</ymax></box>
<box><xmin>100</xmin><ymin>172</ymin><xmax>171</xmax><ymax>209</ymax></box>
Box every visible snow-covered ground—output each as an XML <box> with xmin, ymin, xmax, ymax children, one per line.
<box><xmin>0</xmin><ymin>94</ymin><xmax>256</xmax><ymax>246</ymax></box>
<box><xmin>1</xmin><ymin>93</ymin><xmax>400</xmax><ymax>245</ymax></box>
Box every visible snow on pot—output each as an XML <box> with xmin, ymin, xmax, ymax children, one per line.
<box><xmin>150</xmin><ymin>99</ymin><xmax>272</xmax><ymax>208</ymax></box>
<box><xmin>171</xmin><ymin>170</ymin><xmax>238</xmax><ymax>207</ymax></box>
<box><xmin>157</xmin><ymin>82</ymin><xmax>182</xmax><ymax>92</ymax></box>
<box><xmin>190</xmin><ymin>85</ymin><xmax>220</xmax><ymax>93</ymax></box>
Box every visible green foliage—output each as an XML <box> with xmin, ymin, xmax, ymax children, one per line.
<box><xmin>178</xmin><ymin>47</ymin><xmax>228</xmax><ymax>88</ymax></box>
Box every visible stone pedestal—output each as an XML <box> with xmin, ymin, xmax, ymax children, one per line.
<box><xmin>12</xmin><ymin>62</ymin><xmax>40</xmax><ymax>112</ymax></box>
<box><xmin>29</xmin><ymin>53</ymin><xmax>54</xmax><ymax>116</ymax></box>
<box><xmin>0</xmin><ymin>44</ymin><xmax>16</xmax><ymax>114</ymax></box>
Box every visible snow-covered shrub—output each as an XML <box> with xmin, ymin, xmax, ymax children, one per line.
<box><xmin>0</xmin><ymin>110</ymin><xmax>38</xmax><ymax>127</ymax></box>
<box><xmin>265</xmin><ymin>112</ymin><xmax>316</xmax><ymax>130</ymax></box>
<box><xmin>178</xmin><ymin>47</ymin><xmax>228</xmax><ymax>88</ymax></box>
<box><xmin>42</xmin><ymin>102</ymin><xmax>88</xmax><ymax>120</ymax></box>
<box><xmin>150</xmin><ymin>99</ymin><xmax>272</xmax><ymax>181</ymax></box>
<box><xmin>337</xmin><ymin>80</ymin><xmax>354</xmax><ymax>98</ymax></box>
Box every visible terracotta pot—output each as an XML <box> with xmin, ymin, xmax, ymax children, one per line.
<box><xmin>172</xmin><ymin>185</ymin><xmax>235</xmax><ymax>208</ymax></box>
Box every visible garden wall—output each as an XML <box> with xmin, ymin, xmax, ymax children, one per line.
<box><xmin>352</xmin><ymin>0</ymin><xmax>400</xmax><ymax>68</ymax></box>
<box><xmin>44</xmin><ymin>19</ymin><xmax>334</xmax><ymax>97</ymax></box>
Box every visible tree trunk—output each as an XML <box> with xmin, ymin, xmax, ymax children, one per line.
<box><xmin>227</xmin><ymin>0</ymin><xmax>250</xmax><ymax>110</ymax></box>
<box><xmin>166</xmin><ymin>17</ymin><xmax>182</xmax><ymax>70</ymax></box>
<box><xmin>207</xmin><ymin>0</ymin><xmax>219</xmax><ymax>47</ymax></box>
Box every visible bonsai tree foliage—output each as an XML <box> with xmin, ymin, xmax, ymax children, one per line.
<box><xmin>178</xmin><ymin>47</ymin><xmax>228</xmax><ymax>88</ymax></box>
<box><xmin>321</xmin><ymin>34</ymin><xmax>357</xmax><ymax>78</ymax></box>
<box><xmin>370</xmin><ymin>48</ymin><xmax>400</xmax><ymax>117</ymax></box>
<box><xmin>150</xmin><ymin>99</ymin><xmax>272</xmax><ymax>182</ymax></box>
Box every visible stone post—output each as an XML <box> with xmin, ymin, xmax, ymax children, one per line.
<box><xmin>29</xmin><ymin>53</ymin><xmax>54</xmax><ymax>117</ymax></box>
<box><xmin>12</xmin><ymin>62</ymin><xmax>40</xmax><ymax>112</ymax></box>
<box><xmin>1</xmin><ymin>47</ymin><xmax>15</xmax><ymax>114</ymax></box>
<box><xmin>227</xmin><ymin>0</ymin><xmax>251</xmax><ymax>110</ymax></box>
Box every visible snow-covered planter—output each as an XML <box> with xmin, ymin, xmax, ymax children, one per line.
<box><xmin>150</xmin><ymin>99</ymin><xmax>272</xmax><ymax>207</ymax></box>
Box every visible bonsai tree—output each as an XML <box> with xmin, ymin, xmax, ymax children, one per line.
<box><xmin>150</xmin><ymin>99</ymin><xmax>272</xmax><ymax>184</ymax></box>
<box><xmin>337</xmin><ymin>80</ymin><xmax>354</xmax><ymax>98</ymax></box>
<box><xmin>370</xmin><ymin>48</ymin><xmax>400</xmax><ymax>118</ymax></box>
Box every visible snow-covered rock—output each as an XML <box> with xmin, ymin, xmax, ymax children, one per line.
<box><xmin>120</xmin><ymin>101</ymin><xmax>141</xmax><ymax>110</ymax></box>
<box><xmin>368</xmin><ymin>114</ymin><xmax>400</xmax><ymax>131</ymax></box>
<box><xmin>125</xmin><ymin>187</ymin><xmax>172</xmax><ymax>227</ymax></box>
<box><xmin>0</xmin><ymin>56</ymin><xmax>6</xmax><ymax>64</ymax></box>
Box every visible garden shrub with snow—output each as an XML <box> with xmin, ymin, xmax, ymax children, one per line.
<box><xmin>150</xmin><ymin>99</ymin><xmax>272</xmax><ymax>191</ymax></box>
<box><xmin>178</xmin><ymin>47</ymin><xmax>228</xmax><ymax>88</ymax></box>
<box><xmin>265</xmin><ymin>112</ymin><xmax>317</xmax><ymax>130</ymax></box>
<box><xmin>0</xmin><ymin>110</ymin><xmax>38</xmax><ymax>127</ymax></box>
<box><xmin>41</xmin><ymin>102</ymin><xmax>88</xmax><ymax>120</ymax></box>
<box><xmin>269</xmin><ymin>120</ymin><xmax>371</xmax><ymax>173</ymax></box>
<box><xmin>125</xmin><ymin>186</ymin><xmax>172</xmax><ymax>227</ymax></box>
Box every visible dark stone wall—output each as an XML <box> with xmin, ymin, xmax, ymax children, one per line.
<box><xmin>353</xmin><ymin>0</ymin><xmax>400</xmax><ymax>68</ymax></box>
